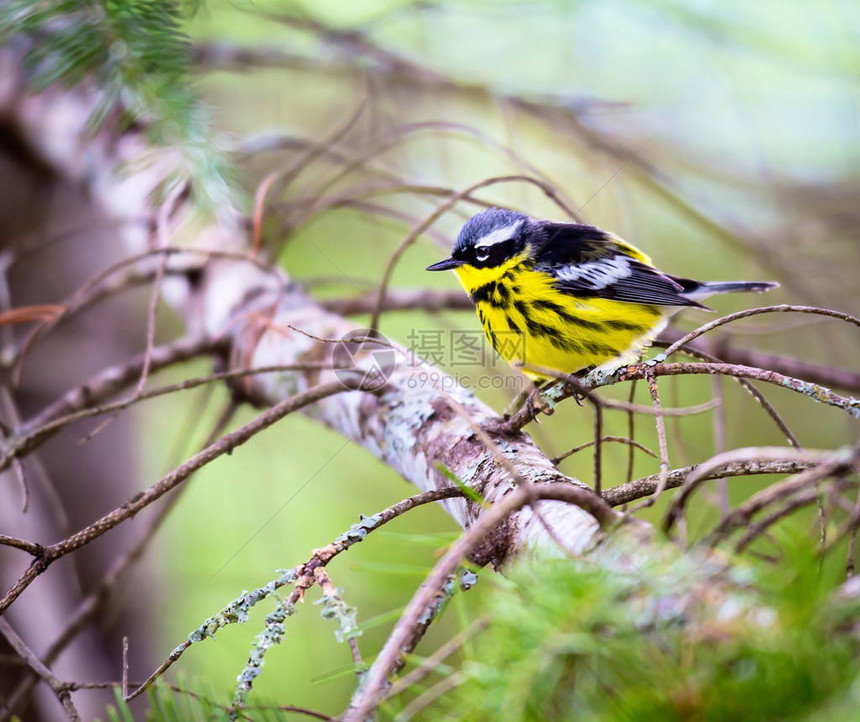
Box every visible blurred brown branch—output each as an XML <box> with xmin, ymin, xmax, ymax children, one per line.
<box><xmin>0</xmin><ymin>619</ymin><xmax>81</xmax><ymax>721</ymax></box>
<box><xmin>602</xmin><ymin>458</ymin><xmax>816</xmax><ymax>507</ymax></box>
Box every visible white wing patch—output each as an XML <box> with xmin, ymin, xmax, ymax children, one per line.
<box><xmin>475</xmin><ymin>221</ymin><xmax>523</xmax><ymax>249</ymax></box>
<box><xmin>555</xmin><ymin>256</ymin><xmax>631</xmax><ymax>289</ymax></box>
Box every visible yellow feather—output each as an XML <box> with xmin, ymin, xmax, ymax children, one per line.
<box><xmin>453</xmin><ymin>255</ymin><xmax>667</xmax><ymax>382</ymax></box>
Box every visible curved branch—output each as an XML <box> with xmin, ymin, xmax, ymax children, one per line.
<box><xmin>609</xmin><ymin>362</ymin><xmax>858</xmax><ymax>417</ymax></box>
<box><xmin>602</xmin><ymin>459</ymin><xmax>817</xmax><ymax>507</ymax></box>
<box><xmin>662</xmin><ymin>305</ymin><xmax>860</xmax><ymax>360</ymax></box>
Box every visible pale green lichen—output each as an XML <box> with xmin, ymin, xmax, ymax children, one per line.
<box><xmin>187</xmin><ymin>568</ymin><xmax>297</xmax><ymax>643</ymax></box>
<box><xmin>230</xmin><ymin>594</ymin><xmax>297</xmax><ymax>719</ymax></box>
<box><xmin>334</xmin><ymin>513</ymin><xmax>383</xmax><ymax>545</ymax></box>
<box><xmin>543</xmin><ymin>381</ymin><xmax>567</xmax><ymax>403</ymax></box>
<box><xmin>459</xmin><ymin>568</ymin><xmax>479</xmax><ymax>590</ymax></box>
<box><xmin>316</xmin><ymin>590</ymin><xmax>362</xmax><ymax>643</ymax></box>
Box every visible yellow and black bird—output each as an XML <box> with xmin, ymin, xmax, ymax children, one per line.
<box><xmin>427</xmin><ymin>208</ymin><xmax>777</xmax><ymax>381</ymax></box>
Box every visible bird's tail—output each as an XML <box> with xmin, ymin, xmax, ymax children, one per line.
<box><xmin>675</xmin><ymin>278</ymin><xmax>779</xmax><ymax>301</ymax></box>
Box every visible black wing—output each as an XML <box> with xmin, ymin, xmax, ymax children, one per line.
<box><xmin>533</xmin><ymin>223</ymin><xmax>705</xmax><ymax>308</ymax></box>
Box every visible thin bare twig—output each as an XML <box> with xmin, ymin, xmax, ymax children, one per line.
<box><xmin>734</xmin><ymin>490</ymin><xmax>826</xmax><ymax>553</ymax></box>
<box><xmin>134</xmin><ymin>183</ymin><xmax>185</xmax><ymax>399</ymax></box>
<box><xmin>11</xmin><ymin>361</ymin><xmax>342</xmax><ymax>461</ymax></box>
<box><xmin>602</xmin><ymin>459</ymin><xmax>818</xmax><ymax>507</ymax></box>
<box><xmin>841</xmin><ymin>485</ymin><xmax>860</xmax><ymax>577</ymax></box>
<box><xmin>662</xmin><ymin>305</ymin><xmax>860</xmax><ymax>361</ymax></box>
<box><xmin>711</xmin><ymin>375</ymin><xmax>729</xmax><ymax>517</ymax></box>
<box><xmin>0</xmin><ymin>619</ymin><xmax>81</xmax><ymax>721</ymax></box>
<box><xmin>625</xmin><ymin>381</ymin><xmax>638</xmax><ymax>486</ymax></box>
<box><xmin>592</xmin><ymin>403</ymin><xmax>604</xmax><ymax>494</ymax></box>
<box><xmin>652</xmin><ymin>339</ymin><xmax>801</xmax><ymax>449</ymax></box>
<box><xmin>11</xmin><ymin>246</ymin><xmax>279</xmax><ymax>382</ymax></box>
<box><xmin>56</xmin><ymin>680</ymin><xmax>335</xmax><ymax>720</ymax></box>
<box><xmin>1</xmin><ymin>401</ymin><xmax>240</xmax><ymax>720</ymax></box>
<box><xmin>609</xmin><ymin>362</ymin><xmax>858</xmax><ymax>418</ymax></box>
<box><xmin>628</xmin><ymin>372</ymin><xmax>669</xmax><ymax>512</ymax></box>
<box><xmin>1</xmin><ymin>334</ymin><xmax>221</xmax><ymax>475</ymax></box>
<box><xmin>552</xmin><ymin>435</ymin><xmax>657</xmax><ymax>465</ymax></box>
<box><xmin>0</xmin><ymin>535</ymin><xmax>44</xmax><ymax>556</ymax></box>
<box><xmin>663</xmin><ymin>447</ymin><xmax>835</xmax><ymax>534</ymax></box>
<box><xmin>707</xmin><ymin>449</ymin><xmax>858</xmax><ymax>546</ymax></box>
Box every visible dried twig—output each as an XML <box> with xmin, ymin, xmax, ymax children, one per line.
<box><xmin>652</xmin><ymin>339</ymin><xmax>801</xmax><ymax>449</ymax></box>
<box><xmin>0</xmin><ymin>619</ymin><xmax>81</xmax><ymax>722</ymax></box>
<box><xmin>628</xmin><ymin>371</ymin><xmax>669</xmax><ymax>511</ymax></box>
<box><xmin>609</xmin><ymin>362</ymin><xmax>858</xmax><ymax>417</ymax></box>
<box><xmin>707</xmin><ymin>448</ymin><xmax>858</xmax><ymax>546</ymax></box>
<box><xmin>662</xmin><ymin>305</ymin><xmax>860</xmax><ymax>361</ymax></box>
<box><xmin>0</xmin><ymin>334</ymin><xmax>221</xmax><ymax>475</ymax></box>
<box><xmin>663</xmin><ymin>447</ymin><xmax>835</xmax><ymax>534</ymax></box>
<box><xmin>552</xmin><ymin>435</ymin><xmax>657</xmax><ymax>466</ymax></box>
<box><xmin>602</xmin><ymin>459</ymin><xmax>819</xmax><ymax>507</ymax></box>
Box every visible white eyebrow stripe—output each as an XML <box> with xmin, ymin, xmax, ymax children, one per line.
<box><xmin>555</xmin><ymin>256</ymin><xmax>631</xmax><ymax>289</ymax></box>
<box><xmin>474</xmin><ymin>221</ymin><xmax>523</xmax><ymax>248</ymax></box>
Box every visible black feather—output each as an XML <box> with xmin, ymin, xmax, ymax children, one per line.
<box><xmin>533</xmin><ymin>223</ymin><xmax>706</xmax><ymax>308</ymax></box>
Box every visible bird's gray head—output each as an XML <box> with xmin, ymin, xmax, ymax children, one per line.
<box><xmin>426</xmin><ymin>208</ymin><xmax>532</xmax><ymax>271</ymax></box>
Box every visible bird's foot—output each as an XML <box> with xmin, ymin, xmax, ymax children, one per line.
<box><xmin>502</xmin><ymin>381</ymin><xmax>555</xmax><ymax>422</ymax></box>
<box><xmin>525</xmin><ymin>386</ymin><xmax>554</xmax><ymax>421</ymax></box>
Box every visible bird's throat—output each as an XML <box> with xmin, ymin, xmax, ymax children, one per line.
<box><xmin>452</xmin><ymin>251</ymin><xmax>530</xmax><ymax>297</ymax></box>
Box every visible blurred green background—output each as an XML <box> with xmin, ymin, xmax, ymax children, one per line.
<box><xmin>134</xmin><ymin>0</ymin><xmax>858</xmax><ymax>716</ymax></box>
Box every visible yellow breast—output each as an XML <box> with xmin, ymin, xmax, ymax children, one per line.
<box><xmin>453</xmin><ymin>257</ymin><xmax>665</xmax><ymax>381</ymax></box>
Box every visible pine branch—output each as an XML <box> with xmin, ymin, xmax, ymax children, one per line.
<box><xmin>1</xmin><ymin>0</ymin><xmax>231</xmax><ymax>213</ymax></box>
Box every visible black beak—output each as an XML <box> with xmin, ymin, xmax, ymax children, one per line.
<box><xmin>426</xmin><ymin>257</ymin><xmax>463</xmax><ymax>271</ymax></box>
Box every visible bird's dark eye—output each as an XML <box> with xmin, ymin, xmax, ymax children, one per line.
<box><xmin>475</xmin><ymin>247</ymin><xmax>490</xmax><ymax>262</ymax></box>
